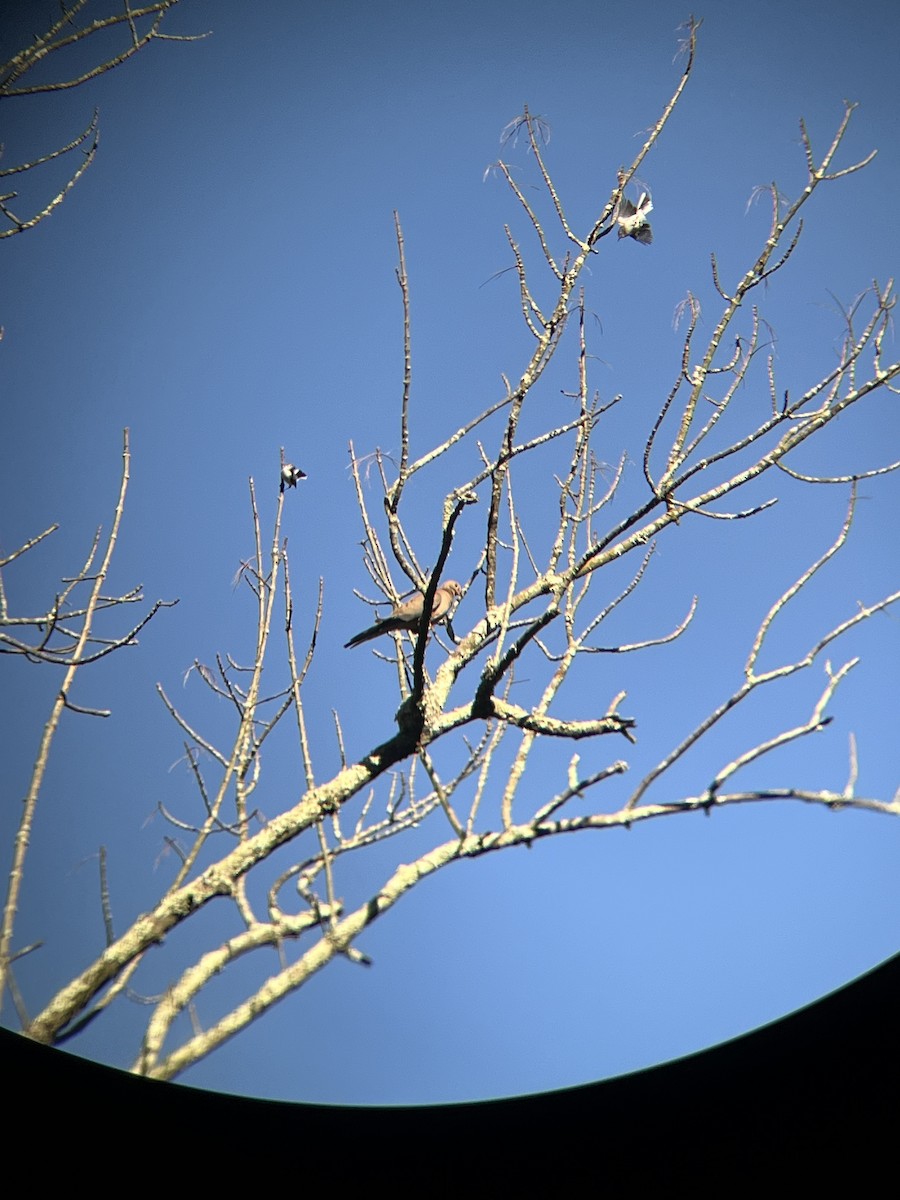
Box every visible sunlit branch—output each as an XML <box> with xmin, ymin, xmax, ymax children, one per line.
<box><xmin>490</xmin><ymin>698</ymin><xmax>634</xmax><ymax>740</ymax></box>
<box><xmin>658</xmin><ymin>100</ymin><xmax>874</xmax><ymax>502</ymax></box>
<box><xmin>504</xmin><ymin>224</ymin><xmax>547</xmax><ymax>336</ymax></box>
<box><xmin>587</xmin><ymin>15</ymin><xmax>699</xmax><ymax>248</ymax></box>
<box><xmin>495</xmin><ymin>156</ymin><xmax>562</xmax><ymax>279</ymax></box>
<box><xmin>0</xmin><ymin>429</ymin><xmax>167</xmax><ymax>1005</ymax></box>
<box><xmin>0</xmin><ymin>112</ymin><xmax>98</xmax><ymax>238</ymax></box>
<box><xmin>0</xmin><ymin>3</ymin><xmax>205</xmax><ymax>238</ymax></box>
<box><xmin>625</xmin><ymin>496</ymin><xmax>900</xmax><ymax>811</ymax></box>
<box><xmin>0</xmin><ymin>2</ymin><xmax>207</xmax><ymax>95</ymax></box>
<box><xmin>703</xmin><ymin>660</ymin><xmax>854</xmax><ymax>798</ymax></box>
<box><xmin>775</xmin><ymin>458</ymin><xmax>900</xmax><ymax>484</ymax></box>
<box><xmin>532</xmin><ymin>759</ymin><xmax>628</xmax><ymax>824</ymax></box>
<box><xmin>393</xmin><ymin>212</ymin><xmax>413</xmax><ymax>483</ymax></box>
<box><xmin>14</xmin><ymin>16</ymin><xmax>900</xmax><ymax>1079</ymax></box>
<box><xmin>746</xmin><ymin>485</ymin><xmax>857</xmax><ymax>679</ymax></box>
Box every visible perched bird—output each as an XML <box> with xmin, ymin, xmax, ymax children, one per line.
<box><xmin>616</xmin><ymin>192</ymin><xmax>653</xmax><ymax>244</ymax></box>
<box><xmin>281</xmin><ymin>464</ymin><xmax>307</xmax><ymax>492</ymax></box>
<box><xmin>344</xmin><ymin>580</ymin><xmax>463</xmax><ymax>649</ymax></box>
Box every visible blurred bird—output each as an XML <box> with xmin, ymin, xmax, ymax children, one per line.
<box><xmin>616</xmin><ymin>192</ymin><xmax>653</xmax><ymax>244</ymax></box>
<box><xmin>281</xmin><ymin>464</ymin><xmax>307</xmax><ymax>491</ymax></box>
<box><xmin>344</xmin><ymin>580</ymin><xmax>463</xmax><ymax>649</ymax></box>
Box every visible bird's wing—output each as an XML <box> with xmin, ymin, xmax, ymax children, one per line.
<box><xmin>429</xmin><ymin>586</ymin><xmax>453</xmax><ymax>622</ymax></box>
<box><xmin>431</xmin><ymin>581</ymin><xmax>463</xmax><ymax>622</ymax></box>
<box><xmin>343</xmin><ymin>581</ymin><xmax>461</xmax><ymax>649</ymax></box>
<box><xmin>343</xmin><ymin>591</ymin><xmax>425</xmax><ymax>648</ymax></box>
<box><xmin>390</xmin><ymin>592</ymin><xmax>427</xmax><ymax>626</ymax></box>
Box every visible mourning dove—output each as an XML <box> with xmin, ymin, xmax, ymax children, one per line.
<box><xmin>616</xmin><ymin>192</ymin><xmax>653</xmax><ymax>244</ymax></box>
<box><xmin>281</xmin><ymin>464</ymin><xmax>307</xmax><ymax>491</ymax></box>
<box><xmin>344</xmin><ymin>580</ymin><xmax>463</xmax><ymax>649</ymax></box>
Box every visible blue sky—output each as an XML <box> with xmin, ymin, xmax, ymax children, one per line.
<box><xmin>1</xmin><ymin>0</ymin><xmax>898</xmax><ymax>1104</ymax></box>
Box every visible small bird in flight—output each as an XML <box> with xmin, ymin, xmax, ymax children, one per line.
<box><xmin>281</xmin><ymin>464</ymin><xmax>307</xmax><ymax>492</ymax></box>
<box><xmin>616</xmin><ymin>192</ymin><xmax>653</xmax><ymax>244</ymax></box>
<box><xmin>344</xmin><ymin>580</ymin><xmax>463</xmax><ymax>649</ymax></box>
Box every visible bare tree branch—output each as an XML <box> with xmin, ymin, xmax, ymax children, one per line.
<box><xmin>7</xmin><ymin>19</ymin><xmax>898</xmax><ymax>1085</ymax></box>
<box><xmin>0</xmin><ymin>1</ymin><xmax>205</xmax><ymax>238</ymax></box>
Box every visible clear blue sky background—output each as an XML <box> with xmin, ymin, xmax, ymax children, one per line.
<box><xmin>2</xmin><ymin>0</ymin><xmax>898</xmax><ymax>1104</ymax></box>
